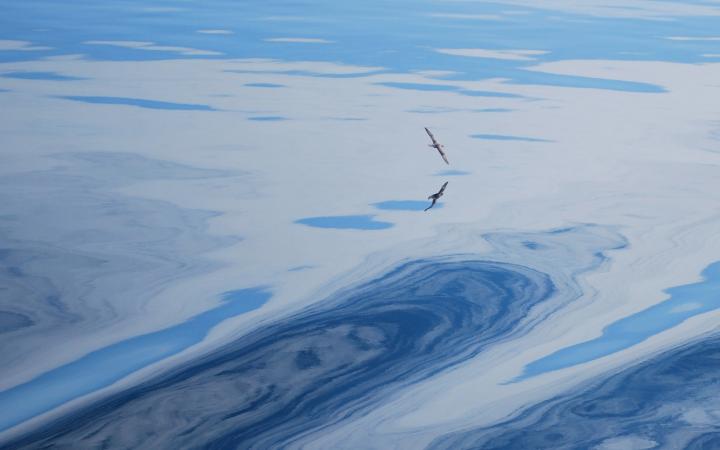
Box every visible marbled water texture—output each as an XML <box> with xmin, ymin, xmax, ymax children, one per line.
<box><xmin>0</xmin><ymin>288</ymin><xmax>270</xmax><ymax>432</ymax></box>
<box><xmin>0</xmin><ymin>152</ymin><xmax>242</xmax><ymax>424</ymax></box>
<box><xmin>430</xmin><ymin>332</ymin><xmax>720</xmax><ymax>450</ymax></box>
<box><xmin>3</xmin><ymin>225</ymin><xmax>631</xmax><ymax>448</ymax></box>
<box><xmin>4</xmin><ymin>0</ymin><xmax>720</xmax><ymax>447</ymax></box>
<box><xmin>4</xmin><ymin>258</ymin><xmax>553</xmax><ymax>449</ymax></box>
<box><xmin>518</xmin><ymin>261</ymin><xmax>720</xmax><ymax>381</ymax></box>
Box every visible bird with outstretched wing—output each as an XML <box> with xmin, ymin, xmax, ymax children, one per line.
<box><xmin>425</xmin><ymin>127</ymin><xmax>449</xmax><ymax>164</ymax></box>
<box><xmin>425</xmin><ymin>181</ymin><xmax>449</xmax><ymax>211</ymax></box>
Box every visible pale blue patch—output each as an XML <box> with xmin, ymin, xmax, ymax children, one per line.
<box><xmin>0</xmin><ymin>288</ymin><xmax>271</xmax><ymax>432</ymax></box>
<box><xmin>1</xmin><ymin>71</ymin><xmax>84</xmax><ymax>81</ymax></box>
<box><xmin>372</xmin><ymin>200</ymin><xmax>441</xmax><ymax>211</ymax></box>
<box><xmin>435</xmin><ymin>169</ymin><xmax>470</xmax><ymax>176</ymax></box>
<box><xmin>471</xmin><ymin>134</ymin><xmax>552</xmax><ymax>142</ymax></box>
<box><xmin>295</xmin><ymin>215</ymin><xmax>393</xmax><ymax>230</ymax></box>
<box><xmin>57</xmin><ymin>96</ymin><xmax>216</xmax><ymax>111</ymax></box>
<box><xmin>516</xmin><ymin>261</ymin><xmax>720</xmax><ymax>381</ymax></box>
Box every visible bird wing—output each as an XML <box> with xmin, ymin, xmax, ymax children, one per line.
<box><xmin>425</xmin><ymin>198</ymin><xmax>437</xmax><ymax>211</ymax></box>
<box><xmin>438</xmin><ymin>181</ymin><xmax>449</xmax><ymax>195</ymax></box>
<box><xmin>425</xmin><ymin>127</ymin><xmax>439</xmax><ymax>145</ymax></box>
<box><xmin>438</xmin><ymin>148</ymin><xmax>449</xmax><ymax>164</ymax></box>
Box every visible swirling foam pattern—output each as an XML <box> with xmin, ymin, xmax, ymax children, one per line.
<box><xmin>5</xmin><ymin>259</ymin><xmax>554</xmax><ymax>449</ymax></box>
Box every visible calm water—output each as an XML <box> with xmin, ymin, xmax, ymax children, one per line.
<box><xmin>2</xmin><ymin>0</ymin><xmax>720</xmax><ymax>448</ymax></box>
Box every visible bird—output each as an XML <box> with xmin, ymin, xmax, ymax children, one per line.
<box><xmin>425</xmin><ymin>181</ymin><xmax>448</xmax><ymax>211</ymax></box>
<box><xmin>425</xmin><ymin>127</ymin><xmax>449</xmax><ymax>164</ymax></box>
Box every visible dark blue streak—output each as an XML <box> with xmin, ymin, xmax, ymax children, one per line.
<box><xmin>5</xmin><ymin>260</ymin><xmax>555</xmax><ymax>449</ymax></box>
<box><xmin>56</xmin><ymin>96</ymin><xmax>216</xmax><ymax>111</ymax></box>
<box><xmin>1</xmin><ymin>71</ymin><xmax>84</xmax><ymax>81</ymax></box>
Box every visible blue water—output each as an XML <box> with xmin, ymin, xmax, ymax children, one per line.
<box><xmin>3</xmin><ymin>0</ymin><xmax>720</xmax><ymax>447</ymax></box>
<box><xmin>517</xmin><ymin>261</ymin><xmax>720</xmax><ymax>381</ymax></box>
<box><xmin>0</xmin><ymin>288</ymin><xmax>270</xmax><ymax>432</ymax></box>
<box><xmin>432</xmin><ymin>332</ymin><xmax>720</xmax><ymax>449</ymax></box>
<box><xmin>1</xmin><ymin>71</ymin><xmax>84</xmax><ymax>81</ymax></box>
<box><xmin>57</xmin><ymin>96</ymin><xmax>216</xmax><ymax>111</ymax></box>
<box><xmin>372</xmin><ymin>200</ymin><xmax>440</xmax><ymax>211</ymax></box>
<box><xmin>0</xmin><ymin>0</ymin><xmax>703</xmax><ymax>93</ymax></box>
<box><xmin>3</xmin><ymin>259</ymin><xmax>555</xmax><ymax>449</ymax></box>
<box><xmin>471</xmin><ymin>134</ymin><xmax>552</xmax><ymax>142</ymax></box>
<box><xmin>295</xmin><ymin>215</ymin><xmax>393</xmax><ymax>230</ymax></box>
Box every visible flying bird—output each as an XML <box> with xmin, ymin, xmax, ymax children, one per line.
<box><xmin>425</xmin><ymin>127</ymin><xmax>449</xmax><ymax>164</ymax></box>
<box><xmin>425</xmin><ymin>181</ymin><xmax>449</xmax><ymax>211</ymax></box>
